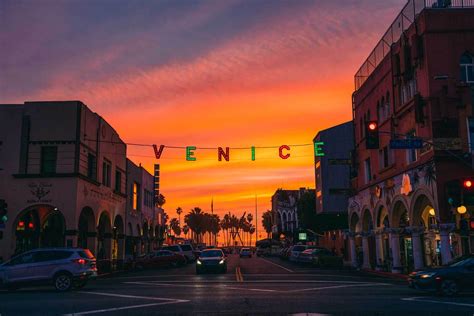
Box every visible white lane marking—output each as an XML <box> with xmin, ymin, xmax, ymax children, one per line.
<box><xmin>222</xmin><ymin>286</ymin><xmax>278</xmax><ymax>292</ymax></box>
<box><xmin>287</xmin><ymin>283</ymin><xmax>391</xmax><ymax>293</ymax></box>
<box><xmin>63</xmin><ymin>301</ymin><xmax>185</xmax><ymax>316</ymax></box>
<box><xmin>259</xmin><ymin>258</ymin><xmax>294</xmax><ymax>273</ymax></box>
<box><xmin>77</xmin><ymin>291</ymin><xmax>187</xmax><ymax>301</ymax></box>
<box><xmin>401</xmin><ymin>296</ymin><xmax>474</xmax><ymax>308</ymax></box>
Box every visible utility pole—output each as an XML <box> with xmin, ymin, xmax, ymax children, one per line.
<box><xmin>255</xmin><ymin>194</ymin><xmax>258</xmax><ymax>247</ymax></box>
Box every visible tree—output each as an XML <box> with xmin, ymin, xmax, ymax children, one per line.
<box><xmin>262</xmin><ymin>210</ymin><xmax>273</xmax><ymax>238</ymax></box>
<box><xmin>170</xmin><ymin>218</ymin><xmax>181</xmax><ymax>236</ymax></box>
<box><xmin>176</xmin><ymin>207</ymin><xmax>183</xmax><ymax>226</ymax></box>
<box><xmin>184</xmin><ymin>207</ymin><xmax>205</xmax><ymax>243</ymax></box>
<box><xmin>183</xmin><ymin>225</ymin><xmax>190</xmax><ymax>239</ymax></box>
<box><xmin>156</xmin><ymin>194</ymin><xmax>166</xmax><ymax>207</ymax></box>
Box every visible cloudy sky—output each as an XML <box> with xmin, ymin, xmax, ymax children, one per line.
<box><xmin>1</xmin><ymin>0</ymin><xmax>404</xmax><ymax>234</ymax></box>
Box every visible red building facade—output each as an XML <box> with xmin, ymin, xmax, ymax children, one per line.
<box><xmin>348</xmin><ymin>2</ymin><xmax>474</xmax><ymax>274</ymax></box>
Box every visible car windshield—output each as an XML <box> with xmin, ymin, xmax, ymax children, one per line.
<box><xmin>180</xmin><ymin>245</ymin><xmax>192</xmax><ymax>251</ymax></box>
<box><xmin>79</xmin><ymin>249</ymin><xmax>95</xmax><ymax>259</ymax></box>
<box><xmin>200</xmin><ymin>250</ymin><xmax>223</xmax><ymax>257</ymax></box>
<box><xmin>241</xmin><ymin>248</ymin><xmax>250</xmax><ymax>252</ymax></box>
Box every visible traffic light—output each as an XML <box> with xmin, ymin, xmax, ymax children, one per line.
<box><xmin>0</xmin><ymin>199</ymin><xmax>7</xmax><ymax>226</ymax></box>
<box><xmin>365</xmin><ymin>121</ymin><xmax>379</xmax><ymax>149</ymax></box>
<box><xmin>462</xmin><ymin>178</ymin><xmax>474</xmax><ymax>206</ymax></box>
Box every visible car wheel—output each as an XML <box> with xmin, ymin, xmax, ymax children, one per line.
<box><xmin>54</xmin><ymin>273</ymin><xmax>73</xmax><ymax>292</ymax></box>
<box><xmin>440</xmin><ymin>280</ymin><xmax>459</xmax><ymax>296</ymax></box>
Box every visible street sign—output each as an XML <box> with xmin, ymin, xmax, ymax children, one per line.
<box><xmin>298</xmin><ymin>232</ymin><xmax>307</xmax><ymax>241</ymax></box>
<box><xmin>328</xmin><ymin>159</ymin><xmax>352</xmax><ymax>165</ymax></box>
<box><xmin>389</xmin><ymin>138</ymin><xmax>423</xmax><ymax>149</ymax></box>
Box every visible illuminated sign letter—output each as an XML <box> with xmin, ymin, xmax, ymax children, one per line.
<box><xmin>153</xmin><ymin>144</ymin><xmax>165</xmax><ymax>159</ymax></box>
<box><xmin>279</xmin><ymin>145</ymin><xmax>290</xmax><ymax>159</ymax></box>
<box><xmin>218</xmin><ymin>147</ymin><xmax>230</xmax><ymax>162</ymax></box>
<box><xmin>251</xmin><ymin>146</ymin><xmax>256</xmax><ymax>161</ymax></box>
<box><xmin>186</xmin><ymin>146</ymin><xmax>197</xmax><ymax>161</ymax></box>
<box><xmin>314</xmin><ymin>141</ymin><xmax>325</xmax><ymax>157</ymax></box>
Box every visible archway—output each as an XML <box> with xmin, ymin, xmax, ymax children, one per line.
<box><xmin>78</xmin><ymin>207</ymin><xmax>95</xmax><ymax>251</ymax></box>
<box><xmin>361</xmin><ymin>209</ymin><xmax>375</xmax><ymax>268</ymax></box>
<box><xmin>97</xmin><ymin>212</ymin><xmax>112</xmax><ymax>260</ymax></box>
<box><xmin>391</xmin><ymin>199</ymin><xmax>412</xmax><ymax>272</ymax></box>
<box><xmin>113</xmin><ymin>215</ymin><xmax>124</xmax><ymax>263</ymax></box>
<box><xmin>412</xmin><ymin>194</ymin><xmax>440</xmax><ymax>267</ymax></box>
<box><xmin>41</xmin><ymin>211</ymin><xmax>66</xmax><ymax>247</ymax></box>
<box><xmin>13</xmin><ymin>205</ymin><xmax>65</xmax><ymax>255</ymax></box>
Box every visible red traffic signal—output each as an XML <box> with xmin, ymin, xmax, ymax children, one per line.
<box><xmin>463</xmin><ymin>179</ymin><xmax>472</xmax><ymax>189</ymax></box>
<box><xmin>365</xmin><ymin>121</ymin><xmax>380</xmax><ymax>149</ymax></box>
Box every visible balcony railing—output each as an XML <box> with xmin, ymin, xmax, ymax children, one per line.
<box><xmin>354</xmin><ymin>0</ymin><xmax>474</xmax><ymax>91</ymax></box>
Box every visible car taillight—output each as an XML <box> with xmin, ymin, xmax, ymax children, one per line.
<box><xmin>73</xmin><ymin>258</ymin><xmax>87</xmax><ymax>265</ymax></box>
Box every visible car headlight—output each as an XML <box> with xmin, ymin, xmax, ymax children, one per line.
<box><xmin>420</xmin><ymin>272</ymin><xmax>436</xmax><ymax>279</ymax></box>
<box><xmin>219</xmin><ymin>259</ymin><xmax>225</xmax><ymax>265</ymax></box>
<box><xmin>197</xmin><ymin>259</ymin><xmax>202</xmax><ymax>265</ymax></box>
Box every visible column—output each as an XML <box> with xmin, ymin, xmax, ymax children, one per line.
<box><xmin>374</xmin><ymin>229</ymin><xmax>384</xmax><ymax>271</ymax></box>
<box><xmin>362</xmin><ymin>233</ymin><xmax>371</xmax><ymax>269</ymax></box>
<box><xmin>408</xmin><ymin>226</ymin><xmax>425</xmax><ymax>270</ymax></box>
<box><xmin>439</xmin><ymin>223</ymin><xmax>455</xmax><ymax>265</ymax></box>
<box><xmin>349</xmin><ymin>233</ymin><xmax>357</xmax><ymax>268</ymax></box>
<box><xmin>389</xmin><ymin>228</ymin><xmax>402</xmax><ymax>273</ymax></box>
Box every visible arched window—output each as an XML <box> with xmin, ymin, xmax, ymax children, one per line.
<box><xmin>460</xmin><ymin>53</ymin><xmax>473</xmax><ymax>83</ymax></box>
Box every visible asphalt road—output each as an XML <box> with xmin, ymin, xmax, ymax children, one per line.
<box><xmin>1</xmin><ymin>254</ymin><xmax>473</xmax><ymax>315</ymax></box>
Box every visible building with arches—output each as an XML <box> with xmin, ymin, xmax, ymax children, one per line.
<box><xmin>271</xmin><ymin>188</ymin><xmax>314</xmax><ymax>241</ymax></box>
<box><xmin>125</xmin><ymin>159</ymin><xmax>164</xmax><ymax>259</ymax></box>
<box><xmin>348</xmin><ymin>3</ymin><xmax>474</xmax><ymax>274</ymax></box>
<box><xmin>0</xmin><ymin>101</ymin><xmax>127</xmax><ymax>264</ymax></box>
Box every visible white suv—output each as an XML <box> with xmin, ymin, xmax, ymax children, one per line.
<box><xmin>0</xmin><ymin>248</ymin><xmax>97</xmax><ymax>291</ymax></box>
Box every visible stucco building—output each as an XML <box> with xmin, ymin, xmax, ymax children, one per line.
<box><xmin>348</xmin><ymin>1</ymin><xmax>474</xmax><ymax>273</ymax></box>
<box><xmin>0</xmin><ymin>101</ymin><xmax>127</xmax><ymax>266</ymax></box>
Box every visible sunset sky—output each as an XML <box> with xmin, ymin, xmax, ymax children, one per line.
<box><xmin>0</xmin><ymin>0</ymin><xmax>404</xmax><ymax>234</ymax></box>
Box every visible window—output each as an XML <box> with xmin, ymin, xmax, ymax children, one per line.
<box><xmin>401</xmin><ymin>78</ymin><xmax>417</xmax><ymax>105</ymax></box>
<box><xmin>379</xmin><ymin>146</ymin><xmax>391</xmax><ymax>170</ymax></box>
<box><xmin>87</xmin><ymin>154</ymin><xmax>97</xmax><ymax>180</ymax></box>
<box><xmin>40</xmin><ymin>146</ymin><xmax>57</xmax><ymax>174</ymax></box>
<box><xmin>460</xmin><ymin>53</ymin><xmax>474</xmax><ymax>83</ymax></box>
<box><xmin>406</xmin><ymin>131</ymin><xmax>417</xmax><ymax>164</ymax></box>
<box><xmin>115</xmin><ymin>170</ymin><xmax>122</xmax><ymax>192</ymax></box>
<box><xmin>469</xmin><ymin>118</ymin><xmax>474</xmax><ymax>151</ymax></box>
<box><xmin>364</xmin><ymin>158</ymin><xmax>371</xmax><ymax>184</ymax></box>
<box><xmin>132</xmin><ymin>182</ymin><xmax>140</xmax><ymax>211</ymax></box>
<box><xmin>102</xmin><ymin>160</ymin><xmax>111</xmax><ymax>187</ymax></box>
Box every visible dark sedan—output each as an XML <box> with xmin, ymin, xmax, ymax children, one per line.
<box><xmin>196</xmin><ymin>249</ymin><xmax>227</xmax><ymax>274</ymax></box>
<box><xmin>408</xmin><ymin>255</ymin><xmax>474</xmax><ymax>296</ymax></box>
<box><xmin>135</xmin><ymin>250</ymin><xmax>186</xmax><ymax>270</ymax></box>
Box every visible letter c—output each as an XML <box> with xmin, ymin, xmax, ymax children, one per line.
<box><xmin>279</xmin><ymin>145</ymin><xmax>290</xmax><ymax>159</ymax></box>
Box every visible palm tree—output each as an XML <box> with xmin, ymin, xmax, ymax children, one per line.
<box><xmin>176</xmin><ymin>207</ymin><xmax>183</xmax><ymax>226</ymax></box>
<box><xmin>249</xmin><ymin>226</ymin><xmax>255</xmax><ymax>246</ymax></box>
<box><xmin>221</xmin><ymin>214</ymin><xmax>231</xmax><ymax>246</ymax></box>
<box><xmin>183</xmin><ymin>225</ymin><xmax>190</xmax><ymax>239</ymax></box>
<box><xmin>184</xmin><ymin>207</ymin><xmax>204</xmax><ymax>243</ymax></box>
<box><xmin>262</xmin><ymin>210</ymin><xmax>273</xmax><ymax>239</ymax></box>
<box><xmin>156</xmin><ymin>194</ymin><xmax>166</xmax><ymax>208</ymax></box>
<box><xmin>170</xmin><ymin>218</ymin><xmax>181</xmax><ymax>236</ymax></box>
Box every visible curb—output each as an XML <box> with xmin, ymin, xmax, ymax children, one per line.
<box><xmin>360</xmin><ymin>269</ymin><xmax>409</xmax><ymax>281</ymax></box>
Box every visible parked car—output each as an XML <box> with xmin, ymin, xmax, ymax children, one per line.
<box><xmin>279</xmin><ymin>247</ymin><xmax>290</xmax><ymax>260</ymax></box>
<box><xmin>300</xmin><ymin>248</ymin><xmax>343</xmax><ymax>267</ymax></box>
<box><xmin>256</xmin><ymin>247</ymin><xmax>266</xmax><ymax>257</ymax></box>
<box><xmin>134</xmin><ymin>250</ymin><xmax>186</xmax><ymax>270</ymax></box>
<box><xmin>0</xmin><ymin>248</ymin><xmax>97</xmax><ymax>292</ymax></box>
<box><xmin>161</xmin><ymin>244</ymin><xmax>195</xmax><ymax>262</ymax></box>
<box><xmin>408</xmin><ymin>255</ymin><xmax>474</xmax><ymax>296</ymax></box>
<box><xmin>289</xmin><ymin>245</ymin><xmax>308</xmax><ymax>262</ymax></box>
<box><xmin>240</xmin><ymin>248</ymin><xmax>252</xmax><ymax>258</ymax></box>
<box><xmin>196</xmin><ymin>249</ymin><xmax>227</xmax><ymax>274</ymax></box>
